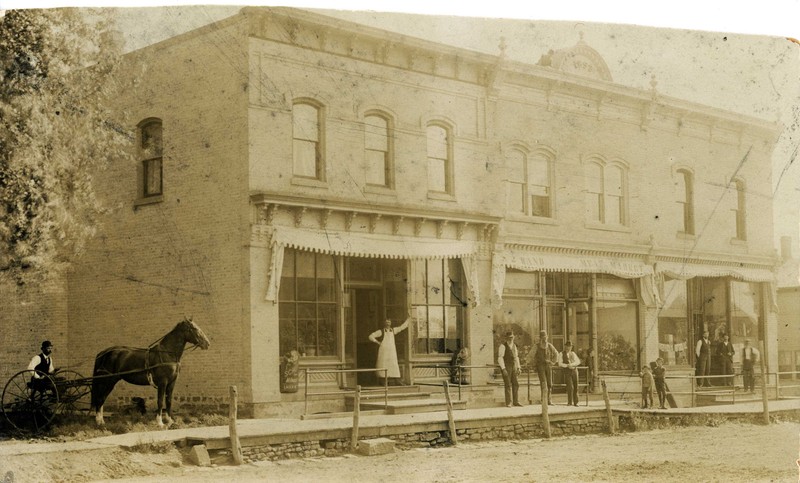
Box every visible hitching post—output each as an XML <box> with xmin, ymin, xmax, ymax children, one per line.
<box><xmin>541</xmin><ymin>380</ymin><xmax>551</xmax><ymax>438</ymax></box>
<box><xmin>602</xmin><ymin>379</ymin><xmax>615</xmax><ymax>434</ymax></box>
<box><xmin>443</xmin><ymin>381</ymin><xmax>458</xmax><ymax>445</ymax></box>
<box><xmin>229</xmin><ymin>386</ymin><xmax>243</xmax><ymax>465</ymax></box>
<box><xmin>351</xmin><ymin>385</ymin><xmax>361</xmax><ymax>451</ymax></box>
<box><xmin>759</xmin><ymin>341</ymin><xmax>770</xmax><ymax>425</ymax></box>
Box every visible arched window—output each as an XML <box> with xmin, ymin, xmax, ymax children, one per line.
<box><xmin>733</xmin><ymin>179</ymin><xmax>747</xmax><ymax>240</ymax></box>
<box><xmin>675</xmin><ymin>169</ymin><xmax>695</xmax><ymax>235</ymax></box>
<box><xmin>292</xmin><ymin>101</ymin><xmax>324</xmax><ymax>180</ymax></box>
<box><xmin>506</xmin><ymin>147</ymin><xmax>553</xmax><ymax>217</ymax></box>
<box><xmin>139</xmin><ymin>118</ymin><xmax>162</xmax><ymax>198</ymax></box>
<box><xmin>426</xmin><ymin>123</ymin><xmax>453</xmax><ymax>195</ymax></box>
<box><xmin>584</xmin><ymin>157</ymin><xmax>628</xmax><ymax>226</ymax></box>
<box><xmin>364</xmin><ymin>113</ymin><xmax>393</xmax><ymax>188</ymax></box>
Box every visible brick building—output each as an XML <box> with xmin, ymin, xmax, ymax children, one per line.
<box><xmin>12</xmin><ymin>8</ymin><xmax>780</xmax><ymax>416</ymax></box>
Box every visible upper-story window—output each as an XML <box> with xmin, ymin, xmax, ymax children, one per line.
<box><xmin>733</xmin><ymin>178</ymin><xmax>747</xmax><ymax>240</ymax></box>
<box><xmin>426</xmin><ymin>123</ymin><xmax>453</xmax><ymax>195</ymax></box>
<box><xmin>139</xmin><ymin>118</ymin><xmax>162</xmax><ymax>198</ymax></box>
<box><xmin>364</xmin><ymin>113</ymin><xmax>393</xmax><ymax>188</ymax></box>
<box><xmin>585</xmin><ymin>157</ymin><xmax>627</xmax><ymax>226</ymax></box>
<box><xmin>292</xmin><ymin>100</ymin><xmax>324</xmax><ymax>180</ymax></box>
<box><xmin>506</xmin><ymin>146</ymin><xmax>553</xmax><ymax>217</ymax></box>
<box><xmin>676</xmin><ymin>169</ymin><xmax>695</xmax><ymax>235</ymax></box>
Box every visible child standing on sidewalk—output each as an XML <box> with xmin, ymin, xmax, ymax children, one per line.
<box><xmin>653</xmin><ymin>358</ymin><xmax>667</xmax><ymax>409</ymax></box>
<box><xmin>640</xmin><ymin>365</ymin><xmax>654</xmax><ymax>409</ymax></box>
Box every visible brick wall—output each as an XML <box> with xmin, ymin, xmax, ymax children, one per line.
<box><xmin>0</xmin><ymin>277</ymin><xmax>69</xmax><ymax>386</ymax></box>
<box><xmin>65</xmin><ymin>19</ymin><xmax>253</xmax><ymax>403</ymax></box>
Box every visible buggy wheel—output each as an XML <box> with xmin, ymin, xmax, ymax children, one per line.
<box><xmin>53</xmin><ymin>370</ymin><xmax>92</xmax><ymax>415</ymax></box>
<box><xmin>2</xmin><ymin>370</ymin><xmax>59</xmax><ymax>434</ymax></box>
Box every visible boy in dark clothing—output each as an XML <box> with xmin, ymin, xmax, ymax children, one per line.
<box><xmin>653</xmin><ymin>357</ymin><xmax>667</xmax><ymax>409</ymax></box>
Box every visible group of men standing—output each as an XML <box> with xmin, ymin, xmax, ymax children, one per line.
<box><xmin>498</xmin><ymin>330</ymin><xmax>583</xmax><ymax>408</ymax></box>
<box><xmin>695</xmin><ymin>331</ymin><xmax>760</xmax><ymax>391</ymax></box>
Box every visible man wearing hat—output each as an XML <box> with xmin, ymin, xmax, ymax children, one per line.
<box><xmin>533</xmin><ymin>330</ymin><xmax>559</xmax><ymax>405</ymax></box>
<box><xmin>558</xmin><ymin>341</ymin><xmax>581</xmax><ymax>406</ymax></box>
<box><xmin>497</xmin><ymin>331</ymin><xmax>522</xmax><ymax>407</ymax></box>
<box><xmin>741</xmin><ymin>339</ymin><xmax>759</xmax><ymax>393</ymax></box>
<box><xmin>27</xmin><ymin>340</ymin><xmax>56</xmax><ymax>396</ymax></box>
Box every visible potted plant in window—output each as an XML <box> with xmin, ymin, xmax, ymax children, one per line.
<box><xmin>280</xmin><ymin>350</ymin><xmax>300</xmax><ymax>393</ymax></box>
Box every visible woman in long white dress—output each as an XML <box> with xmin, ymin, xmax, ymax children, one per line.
<box><xmin>369</xmin><ymin>317</ymin><xmax>411</xmax><ymax>385</ymax></box>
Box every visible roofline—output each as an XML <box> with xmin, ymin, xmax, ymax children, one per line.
<box><xmin>121</xmin><ymin>6</ymin><xmax>781</xmax><ymax>138</ymax></box>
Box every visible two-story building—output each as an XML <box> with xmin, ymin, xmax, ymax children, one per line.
<box><xmin>60</xmin><ymin>7</ymin><xmax>780</xmax><ymax>416</ymax></box>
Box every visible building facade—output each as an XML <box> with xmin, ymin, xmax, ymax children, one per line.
<box><xmin>59</xmin><ymin>8</ymin><xmax>780</xmax><ymax>416</ymax></box>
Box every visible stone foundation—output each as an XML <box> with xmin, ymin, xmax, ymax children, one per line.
<box><xmin>236</xmin><ymin>415</ymin><xmax>609</xmax><ymax>463</ymax></box>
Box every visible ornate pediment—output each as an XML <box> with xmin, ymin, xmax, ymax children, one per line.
<box><xmin>537</xmin><ymin>34</ymin><xmax>613</xmax><ymax>82</ymax></box>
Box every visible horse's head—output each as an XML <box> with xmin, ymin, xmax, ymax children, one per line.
<box><xmin>178</xmin><ymin>316</ymin><xmax>210</xmax><ymax>350</ymax></box>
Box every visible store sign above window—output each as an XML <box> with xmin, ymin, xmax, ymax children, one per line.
<box><xmin>500</xmin><ymin>250</ymin><xmax>653</xmax><ymax>279</ymax></box>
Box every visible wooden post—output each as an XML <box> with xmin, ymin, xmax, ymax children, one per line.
<box><xmin>229</xmin><ymin>386</ymin><xmax>243</xmax><ymax>465</ymax></box>
<box><xmin>541</xmin><ymin>380</ymin><xmax>551</xmax><ymax>438</ymax></box>
<box><xmin>759</xmin><ymin>341</ymin><xmax>770</xmax><ymax>425</ymax></box>
<box><xmin>443</xmin><ymin>381</ymin><xmax>458</xmax><ymax>445</ymax></box>
<box><xmin>602</xmin><ymin>380</ymin><xmax>615</xmax><ymax>434</ymax></box>
<box><xmin>351</xmin><ymin>385</ymin><xmax>361</xmax><ymax>451</ymax></box>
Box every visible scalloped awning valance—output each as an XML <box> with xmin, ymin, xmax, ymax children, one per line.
<box><xmin>496</xmin><ymin>250</ymin><xmax>653</xmax><ymax>278</ymax></box>
<box><xmin>266</xmin><ymin>226</ymin><xmax>480</xmax><ymax>303</ymax></box>
<box><xmin>271</xmin><ymin>226</ymin><xmax>479</xmax><ymax>259</ymax></box>
<box><xmin>654</xmin><ymin>261</ymin><xmax>775</xmax><ymax>283</ymax></box>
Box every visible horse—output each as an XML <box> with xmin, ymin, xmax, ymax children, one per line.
<box><xmin>91</xmin><ymin>316</ymin><xmax>210</xmax><ymax>427</ymax></box>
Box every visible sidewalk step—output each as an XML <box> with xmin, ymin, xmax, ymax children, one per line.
<box><xmin>345</xmin><ymin>390</ymin><xmax>433</xmax><ymax>402</ymax></box>
<box><xmin>361</xmin><ymin>398</ymin><xmax>467</xmax><ymax>415</ymax></box>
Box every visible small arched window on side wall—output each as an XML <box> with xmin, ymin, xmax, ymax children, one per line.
<box><xmin>733</xmin><ymin>178</ymin><xmax>747</xmax><ymax>240</ymax></box>
<box><xmin>675</xmin><ymin>169</ymin><xmax>695</xmax><ymax>235</ymax></box>
<box><xmin>139</xmin><ymin>118</ymin><xmax>163</xmax><ymax>199</ymax></box>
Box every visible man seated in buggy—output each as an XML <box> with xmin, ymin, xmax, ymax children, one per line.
<box><xmin>26</xmin><ymin>340</ymin><xmax>57</xmax><ymax>400</ymax></box>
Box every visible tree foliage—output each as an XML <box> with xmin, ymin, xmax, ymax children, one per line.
<box><xmin>0</xmin><ymin>8</ymin><xmax>130</xmax><ymax>284</ymax></box>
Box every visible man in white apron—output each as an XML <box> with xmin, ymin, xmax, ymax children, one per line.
<box><xmin>369</xmin><ymin>317</ymin><xmax>411</xmax><ymax>386</ymax></box>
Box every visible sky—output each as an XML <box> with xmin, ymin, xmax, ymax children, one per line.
<box><xmin>2</xmin><ymin>0</ymin><xmax>799</xmax><ymax>249</ymax></box>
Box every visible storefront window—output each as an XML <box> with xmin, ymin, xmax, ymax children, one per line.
<box><xmin>412</xmin><ymin>259</ymin><xmax>465</xmax><ymax>354</ymax></box>
<box><xmin>596</xmin><ymin>275</ymin><xmax>638</xmax><ymax>371</ymax></box>
<box><xmin>692</xmin><ymin>278</ymin><xmax>728</xmax><ymax>344</ymax></box>
<box><xmin>279</xmin><ymin>249</ymin><xmax>339</xmax><ymax>357</ymax></box>
<box><xmin>657</xmin><ymin>278</ymin><xmax>689</xmax><ymax>366</ymax></box>
<box><xmin>730</xmin><ymin>280</ymin><xmax>761</xmax><ymax>347</ymax></box>
<box><xmin>497</xmin><ymin>270</ymin><xmax>541</xmax><ymax>366</ymax></box>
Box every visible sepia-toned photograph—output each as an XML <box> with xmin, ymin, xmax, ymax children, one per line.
<box><xmin>1</xmin><ymin>1</ymin><xmax>799</xmax><ymax>481</ymax></box>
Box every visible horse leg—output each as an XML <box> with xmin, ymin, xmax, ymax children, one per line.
<box><xmin>163</xmin><ymin>379</ymin><xmax>177</xmax><ymax>426</ymax></box>
<box><xmin>92</xmin><ymin>379</ymin><xmax>118</xmax><ymax>426</ymax></box>
<box><xmin>156</xmin><ymin>383</ymin><xmax>166</xmax><ymax>427</ymax></box>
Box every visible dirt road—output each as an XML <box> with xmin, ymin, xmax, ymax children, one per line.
<box><xmin>71</xmin><ymin>421</ymin><xmax>800</xmax><ymax>483</ymax></box>
<box><xmin>2</xmin><ymin>421</ymin><xmax>797</xmax><ymax>482</ymax></box>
